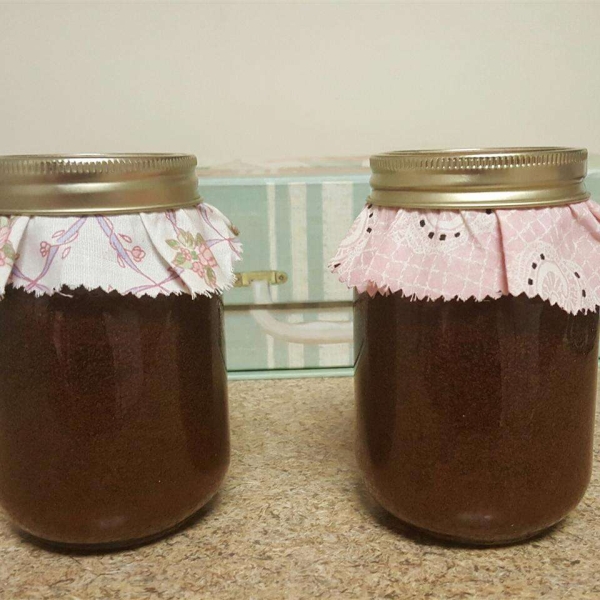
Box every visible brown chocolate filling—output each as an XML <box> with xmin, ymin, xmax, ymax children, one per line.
<box><xmin>355</xmin><ymin>292</ymin><xmax>599</xmax><ymax>544</ymax></box>
<box><xmin>0</xmin><ymin>286</ymin><xmax>229</xmax><ymax>548</ymax></box>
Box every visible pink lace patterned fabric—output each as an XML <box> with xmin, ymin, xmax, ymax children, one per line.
<box><xmin>0</xmin><ymin>203</ymin><xmax>242</xmax><ymax>297</ymax></box>
<box><xmin>330</xmin><ymin>199</ymin><xmax>600</xmax><ymax>315</ymax></box>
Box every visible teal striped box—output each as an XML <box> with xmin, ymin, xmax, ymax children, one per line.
<box><xmin>199</xmin><ymin>157</ymin><xmax>600</xmax><ymax>377</ymax></box>
<box><xmin>197</xmin><ymin>159</ymin><xmax>371</xmax><ymax>374</ymax></box>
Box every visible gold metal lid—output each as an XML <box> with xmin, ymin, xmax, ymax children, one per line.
<box><xmin>369</xmin><ymin>147</ymin><xmax>589</xmax><ymax>209</ymax></box>
<box><xmin>0</xmin><ymin>153</ymin><xmax>200</xmax><ymax>215</ymax></box>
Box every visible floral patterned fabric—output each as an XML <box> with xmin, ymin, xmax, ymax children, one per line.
<box><xmin>0</xmin><ymin>203</ymin><xmax>242</xmax><ymax>297</ymax></box>
<box><xmin>330</xmin><ymin>199</ymin><xmax>600</xmax><ymax>315</ymax></box>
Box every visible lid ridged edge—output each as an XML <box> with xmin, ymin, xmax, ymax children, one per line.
<box><xmin>370</xmin><ymin>148</ymin><xmax>587</xmax><ymax>173</ymax></box>
<box><xmin>368</xmin><ymin>147</ymin><xmax>589</xmax><ymax>209</ymax></box>
<box><xmin>0</xmin><ymin>153</ymin><xmax>199</xmax><ymax>215</ymax></box>
<box><xmin>0</xmin><ymin>154</ymin><xmax>197</xmax><ymax>177</ymax></box>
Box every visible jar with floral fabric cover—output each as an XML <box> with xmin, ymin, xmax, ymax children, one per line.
<box><xmin>0</xmin><ymin>154</ymin><xmax>241</xmax><ymax>549</ymax></box>
<box><xmin>331</xmin><ymin>148</ymin><xmax>600</xmax><ymax>545</ymax></box>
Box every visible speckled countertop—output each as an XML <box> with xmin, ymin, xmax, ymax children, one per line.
<box><xmin>1</xmin><ymin>376</ymin><xmax>599</xmax><ymax>600</ymax></box>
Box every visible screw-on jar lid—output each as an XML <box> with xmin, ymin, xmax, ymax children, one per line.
<box><xmin>369</xmin><ymin>147</ymin><xmax>589</xmax><ymax>209</ymax></box>
<box><xmin>0</xmin><ymin>153</ymin><xmax>199</xmax><ymax>215</ymax></box>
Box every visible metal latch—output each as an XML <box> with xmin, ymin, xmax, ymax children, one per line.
<box><xmin>233</xmin><ymin>270</ymin><xmax>288</xmax><ymax>288</ymax></box>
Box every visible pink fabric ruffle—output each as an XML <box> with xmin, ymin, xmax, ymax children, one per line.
<box><xmin>330</xmin><ymin>200</ymin><xmax>600</xmax><ymax>315</ymax></box>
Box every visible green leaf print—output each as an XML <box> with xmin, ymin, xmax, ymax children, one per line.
<box><xmin>167</xmin><ymin>227</ymin><xmax>219</xmax><ymax>290</ymax></box>
<box><xmin>2</xmin><ymin>244</ymin><xmax>16</xmax><ymax>260</ymax></box>
<box><xmin>205</xmin><ymin>267</ymin><xmax>217</xmax><ymax>286</ymax></box>
<box><xmin>177</xmin><ymin>230</ymin><xmax>195</xmax><ymax>249</ymax></box>
<box><xmin>173</xmin><ymin>252</ymin><xmax>188</xmax><ymax>266</ymax></box>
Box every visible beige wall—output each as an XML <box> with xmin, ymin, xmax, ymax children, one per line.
<box><xmin>0</xmin><ymin>2</ymin><xmax>599</xmax><ymax>163</ymax></box>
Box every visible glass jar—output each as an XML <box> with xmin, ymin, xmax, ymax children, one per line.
<box><xmin>332</xmin><ymin>148</ymin><xmax>600</xmax><ymax>545</ymax></box>
<box><xmin>0</xmin><ymin>154</ymin><xmax>241</xmax><ymax>548</ymax></box>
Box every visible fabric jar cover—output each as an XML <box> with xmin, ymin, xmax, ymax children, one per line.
<box><xmin>330</xmin><ymin>200</ymin><xmax>600</xmax><ymax>316</ymax></box>
<box><xmin>0</xmin><ymin>202</ymin><xmax>242</xmax><ymax>298</ymax></box>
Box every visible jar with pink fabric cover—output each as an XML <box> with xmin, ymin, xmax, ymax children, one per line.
<box><xmin>331</xmin><ymin>148</ymin><xmax>600</xmax><ymax>545</ymax></box>
<box><xmin>0</xmin><ymin>154</ymin><xmax>241</xmax><ymax>549</ymax></box>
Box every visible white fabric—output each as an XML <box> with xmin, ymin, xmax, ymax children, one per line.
<box><xmin>0</xmin><ymin>203</ymin><xmax>242</xmax><ymax>297</ymax></box>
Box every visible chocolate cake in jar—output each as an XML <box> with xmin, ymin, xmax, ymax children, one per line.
<box><xmin>332</xmin><ymin>148</ymin><xmax>600</xmax><ymax>544</ymax></box>
<box><xmin>0</xmin><ymin>154</ymin><xmax>241</xmax><ymax>549</ymax></box>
